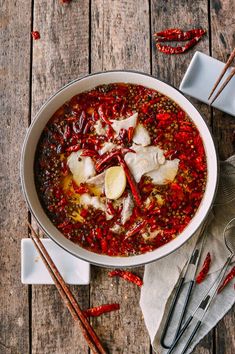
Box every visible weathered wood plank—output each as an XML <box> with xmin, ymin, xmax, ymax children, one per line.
<box><xmin>210</xmin><ymin>1</ymin><xmax>235</xmax><ymax>352</ymax></box>
<box><xmin>91</xmin><ymin>1</ymin><xmax>151</xmax><ymax>353</ymax></box>
<box><xmin>0</xmin><ymin>1</ymin><xmax>32</xmax><ymax>353</ymax></box>
<box><xmin>31</xmin><ymin>1</ymin><xmax>90</xmax><ymax>353</ymax></box>
<box><xmin>151</xmin><ymin>1</ymin><xmax>213</xmax><ymax>353</ymax></box>
<box><xmin>210</xmin><ymin>0</ymin><xmax>235</xmax><ymax>159</ymax></box>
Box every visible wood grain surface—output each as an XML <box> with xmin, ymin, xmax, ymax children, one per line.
<box><xmin>0</xmin><ymin>1</ymin><xmax>32</xmax><ymax>353</ymax></box>
<box><xmin>0</xmin><ymin>0</ymin><xmax>234</xmax><ymax>353</ymax></box>
<box><xmin>31</xmin><ymin>1</ymin><xmax>90</xmax><ymax>353</ymax></box>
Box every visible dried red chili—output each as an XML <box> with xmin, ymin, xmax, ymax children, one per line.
<box><xmin>108</xmin><ymin>270</ymin><xmax>143</xmax><ymax>287</ymax></box>
<box><xmin>117</xmin><ymin>155</ymin><xmax>142</xmax><ymax>207</ymax></box>
<box><xmin>155</xmin><ymin>28</ymin><xmax>182</xmax><ymax>37</ymax></box>
<box><xmin>156</xmin><ymin>34</ymin><xmax>205</xmax><ymax>55</ymax></box>
<box><xmin>31</xmin><ymin>31</ymin><xmax>40</xmax><ymax>40</ymax></box>
<box><xmin>217</xmin><ymin>266</ymin><xmax>235</xmax><ymax>293</ymax></box>
<box><xmin>155</xmin><ymin>28</ymin><xmax>206</xmax><ymax>42</ymax></box>
<box><xmin>128</xmin><ymin>127</ymin><xmax>134</xmax><ymax>142</ymax></box>
<box><xmin>196</xmin><ymin>252</ymin><xmax>211</xmax><ymax>284</ymax></box>
<box><xmin>83</xmin><ymin>303</ymin><xmax>120</xmax><ymax>317</ymax></box>
<box><xmin>81</xmin><ymin>149</ymin><xmax>98</xmax><ymax>157</ymax></box>
<box><xmin>66</xmin><ymin>144</ymin><xmax>81</xmax><ymax>152</ymax></box>
<box><xmin>125</xmin><ymin>220</ymin><xmax>147</xmax><ymax>239</ymax></box>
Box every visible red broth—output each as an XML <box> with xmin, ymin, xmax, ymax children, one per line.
<box><xmin>34</xmin><ymin>83</ymin><xmax>207</xmax><ymax>256</ymax></box>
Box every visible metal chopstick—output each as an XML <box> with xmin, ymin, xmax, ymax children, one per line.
<box><xmin>166</xmin><ymin>257</ymin><xmax>232</xmax><ymax>354</ymax></box>
<box><xmin>160</xmin><ymin>219</ymin><xmax>209</xmax><ymax>349</ymax></box>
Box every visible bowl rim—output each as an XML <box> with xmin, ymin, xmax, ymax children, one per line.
<box><xmin>20</xmin><ymin>69</ymin><xmax>219</xmax><ymax>267</ymax></box>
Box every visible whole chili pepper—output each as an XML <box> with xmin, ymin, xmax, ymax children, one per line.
<box><xmin>128</xmin><ymin>127</ymin><xmax>134</xmax><ymax>142</ymax></box>
<box><xmin>31</xmin><ymin>31</ymin><xmax>40</xmax><ymax>40</ymax></box>
<box><xmin>155</xmin><ymin>29</ymin><xmax>206</xmax><ymax>42</ymax></box>
<box><xmin>81</xmin><ymin>149</ymin><xmax>98</xmax><ymax>157</ymax></box>
<box><xmin>66</xmin><ymin>144</ymin><xmax>81</xmax><ymax>152</ymax></box>
<box><xmin>217</xmin><ymin>266</ymin><xmax>235</xmax><ymax>293</ymax></box>
<box><xmin>125</xmin><ymin>220</ymin><xmax>147</xmax><ymax>239</ymax></box>
<box><xmin>95</xmin><ymin>148</ymin><xmax>134</xmax><ymax>172</ymax></box>
<box><xmin>196</xmin><ymin>252</ymin><xmax>211</xmax><ymax>284</ymax></box>
<box><xmin>156</xmin><ymin>28</ymin><xmax>182</xmax><ymax>37</ymax></box>
<box><xmin>63</xmin><ymin>125</ymin><xmax>71</xmax><ymax>141</ymax></box>
<box><xmin>156</xmin><ymin>34</ymin><xmax>205</xmax><ymax>55</ymax></box>
<box><xmin>108</xmin><ymin>269</ymin><xmax>143</xmax><ymax>287</ymax></box>
<box><xmin>78</xmin><ymin>111</ymin><xmax>87</xmax><ymax>131</ymax></box>
<box><xmin>106</xmin><ymin>200</ymin><xmax>116</xmax><ymax>215</ymax></box>
<box><xmin>98</xmin><ymin>105</ymin><xmax>112</xmax><ymax>125</ymax></box>
<box><xmin>117</xmin><ymin>155</ymin><xmax>142</xmax><ymax>207</ymax></box>
<box><xmin>83</xmin><ymin>303</ymin><xmax>120</xmax><ymax>317</ymax></box>
<box><xmin>95</xmin><ymin>149</ymin><xmax>121</xmax><ymax>172</ymax></box>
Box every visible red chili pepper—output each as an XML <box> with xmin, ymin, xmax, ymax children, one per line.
<box><xmin>107</xmin><ymin>125</ymin><xmax>114</xmax><ymax>139</ymax></box>
<box><xmin>155</xmin><ymin>29</ymin><xmax>206</xmax><ymax>42</ymax></box>
<box><xmin>63</xmin><ymin>125</ymin><xmax>71</xmax><ymax>141</ymax></box>
<box><xmin>106</xmin><ymin>200</ymin><xmax>116</xmax><ymax>215</ymax></box>
<box><xmin>117</xmin><ymin>155</ymin><xmax>142</xmax><ymax>207</ymax></box>
<box><xmin>156</xmin><ymin>33</ymin><xmax>205</xmax><ymax>54</ymax></box>
<box><xmin>155</xmin><ymin>28</ymin><xmax>182</xmax><ymax>37</ymax></box>
<box><xmin>31</xmin><ymin>31</ymin><xmax>40</xmax><ymax>40</ymax></box>
<box><xmin>80</xmin><ymin>149</ymin><xmax>98</xmax><ymax>157</ymax></box>
<box><xmin>66</xmin><ymin>144</ymin><xmax>81</xmax><ymax>152</ymax></box>
<box><xmin>72</xmin><ymin>181</ymin><xmax>89</xmax><ymax>194</ymax></box>
<box><xmin>98</xmin><ymin>105</ymin><xmax>112</xmax><ymax>125</ymax></box>
<box><xmin>196</xmin><ymin>252</ymin><xmax>211</xmax><ymax>284</ymax></box>
<box><xmin>125</xmin><ymin>220</ymin><xmax>147</xmax><ymax>239</ymax></box>
<box><xmin>128</xmin><ymin>127</ymin><xmax>134</xmax><ymax>142</ymax></box>
<box><xmin>83</xmin><ymin>303</ymin><xmax>120</xmax><ymax>317</ymax></box>
<box><xmin>95</xmin><ymin>149</ymin><xmax>120</xmax><ymax>172</ymax></box>
<box><xmin>108</xmin><ymin>270</ymin><xmax>143</xmax><ymax>287</ymax></box>
<box><xmin>95</xmin><ymin>148</ymin><xmax>134</xmax><ymax>172</ymax></box>
<box><xmin>217</xmin><ymin>266</ymin><xmax>235</xmax><ymax>293</ymax></box>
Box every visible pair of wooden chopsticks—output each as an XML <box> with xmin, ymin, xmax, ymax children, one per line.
<box><xmin>208</xmin><ymin>48</ymin><xmax>235</xmax><ymax>104</ymax></box>
<box><xmin>27</xmin><ymin>222</ymin><xmax>107</xmax><ymax>354</ymax></box>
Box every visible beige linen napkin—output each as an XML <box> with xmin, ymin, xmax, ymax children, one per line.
<box><xmin>140</xmin><ymin>156</ymin><xmax>235</xmax><ymax>354</ymax></box>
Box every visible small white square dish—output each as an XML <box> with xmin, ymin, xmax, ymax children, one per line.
<box><xmin>21</xmin><ymin>238</ymin><xmax>90</xmax><ymax>285</ymax></box>
<box><xmin>180</xmin><ymin>51</ymin><xmax>235</xmax><ymax>116</ymax></box>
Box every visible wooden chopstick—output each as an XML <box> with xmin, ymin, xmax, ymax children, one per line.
<box><xmin>210</xmin><ymin>66</ymin><xmax>235</xmax><ymax>104</ymax></box>
<box><xmin>27</xmin><ymin>222</ymin><xmax>107</xmax><ymax>354</ymax></box>
<box><xmin>208</xmin><ymin>47</ymin><xmax>235</xmax><ymax>101</ymax></box>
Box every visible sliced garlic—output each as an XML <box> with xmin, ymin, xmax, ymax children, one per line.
<box><xmin>105</xmin><ymin>166</ymin><xmax>126</xmax><ymax>200</ymax></box>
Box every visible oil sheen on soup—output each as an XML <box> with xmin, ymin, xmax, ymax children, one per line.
<box><xmin>34</xmin><ymin>83</ymin><xmax>207</xmax><ymax>256</ymax></box>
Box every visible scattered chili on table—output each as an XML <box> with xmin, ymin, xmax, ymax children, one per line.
<box><xmin>83</xmin><ymin>303</ymin><xmax>120</xmax><ymax>317</ymax></box>
<box><xmin>154</xmin><ymin>28</ymin><xmax>206</xmax><ymax>54</ymax></box>
<box><xmin>31</xmin><ymin>31</ymin><xmax>40</xmax><ymax>40</ymax></box>
<box><xmin>155</xmin><ymin>28</ymin><xmax>205</xmax><ymax>42</ymax></box>
<box><xmin>196</xmin><ymin>252</ymin><xmax>211</xmax><ymax>284</ymax></box>
<box><xmin>108</xmin><ymin>270</ymin><xmax>143</xmax><ymax>287</ymax></box>
<box><xmin>217</xmin><ymin>266</ymin><xmax>235</xmax><ymax>293</ymax></box>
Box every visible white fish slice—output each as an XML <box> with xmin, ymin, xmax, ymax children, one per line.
<box><xmin>146</xmin><ymin>159</ymin><xmax>179</xmax><ymax>185</ymax></box>
<box><xmin>124</xmin><ymin>145</ymin><xmax>165</xmax><ymax>183</ymax></box>
<box><xmin>133</xmin><ymin>124</ymin><xmax>151</xmax><ymax>146</ymax></box>
<box><xmin>67</xmin><ymin>151</ymin><xmax>96</xmax><ymax>185</ymax></box>
<box><xmin>111</xmin><ymin>112</ymin><xmax>138</xmax><ymax>135</ymax></box>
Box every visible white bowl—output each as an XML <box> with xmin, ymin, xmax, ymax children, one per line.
<box><xmin>21</xmin><ymin>71</ymin><xmax>218</xmax><ymax>267</ymax></box>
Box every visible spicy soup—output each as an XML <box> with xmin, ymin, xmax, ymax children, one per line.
<box><xmin>34</xmin><ymin>83</ymin><xmax>207</xmax><ymax>256</ymax></box>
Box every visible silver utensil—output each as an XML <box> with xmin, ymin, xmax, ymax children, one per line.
<box><xmin>167</xmin><ymin>217</ymin><xmax>235</xmax><ymax>354</ymax></box>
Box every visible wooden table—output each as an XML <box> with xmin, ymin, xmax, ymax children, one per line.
<box><xmin>1</xmin><ymin>1</ymin><xmax>234</xmax><ymax>353</ymax></box>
